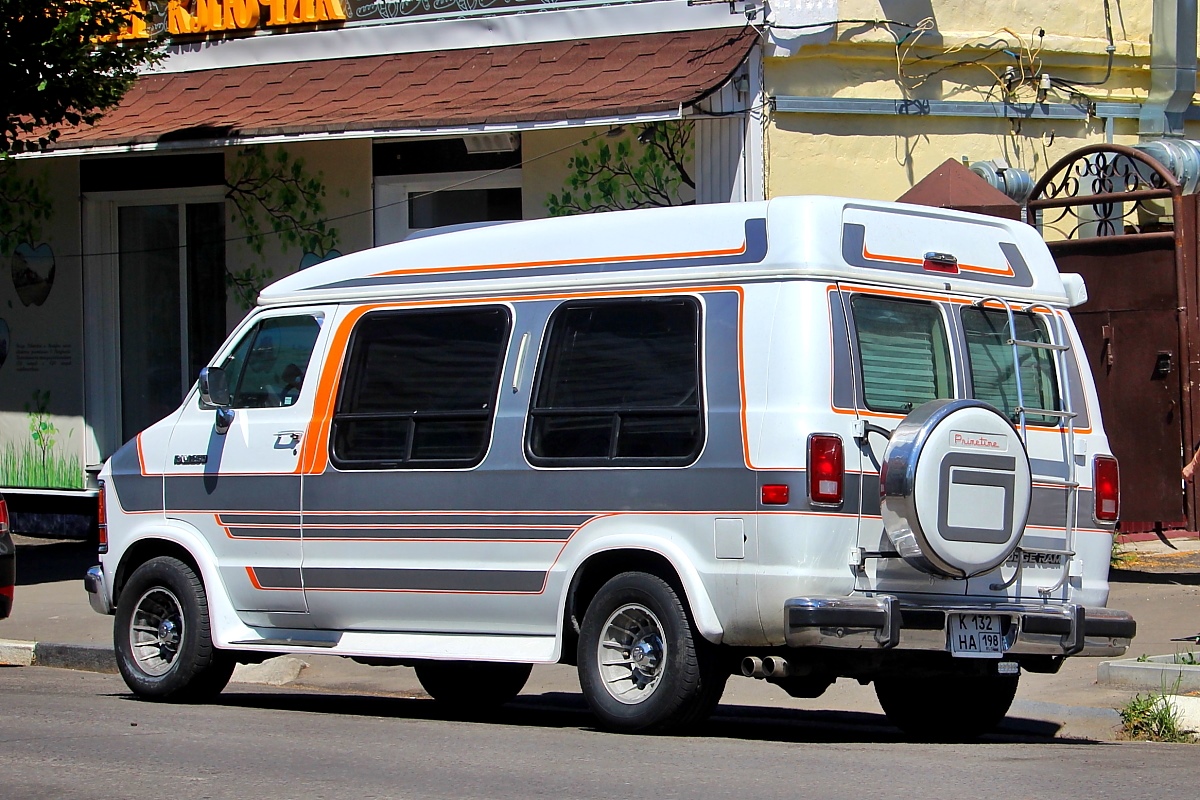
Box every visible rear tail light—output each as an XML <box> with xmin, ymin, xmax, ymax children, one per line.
<box><xmin>808</xmin><ymin>433</ymin><xmax>845</xmax><ymax>506</ymax></box>
<box><xmin>1094</xmin><ymin>456</ymin><xmax>1119</xmax><ymax>522</ymax></box>
<box><xmin>97</xmin><ymin>481</ymin><xmax>109</xmax><ymax>555</ymax></box>
<box><xmin>0</xmin><ymin>495</ymin><xmax>8</xmax><ymax>535</ymax></box>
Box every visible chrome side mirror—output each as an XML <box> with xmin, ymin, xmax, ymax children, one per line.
<box><xmin>199</xmin><ymin>367</ymin><xmax>234</xmax><ymax>435</ymax></box>
<box><xmin>199</xmin><ymin>367</ymin><xmax>231</xmax><ymax>407</ymax></box>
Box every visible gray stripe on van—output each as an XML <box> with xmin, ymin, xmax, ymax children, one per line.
<box><xmin>229</xmin><ymin>527</ymin><xmax>302</xmax><ymax>539</ymax></box>
<box><xmin>220</xmin><ymin>514</ymin><xmax>302</xmax><ymax>526</ymax></box>
<box><xmin>841</xmin><ymin>223</ymin><xmax>1035</xmax><ymax>287</ymax></box>
<box><xmin>302</xmin><ymin>526</ymin><xmax>575</xmax><ymax>541</ymax></box>
<box><xmin>829</xmin><ymin>292</ymin><xmax>856</xmax><ymax>410</ymax></box>
<box><xmin>302</xmin><ymin>567</ymin><xmax>546</xmax><ymax>593</ymax></box>
<box><xmin>311</xmin><ymin>219</ymin><xmax>769</xmax><ymax>292</ymax></box>
<box><xmin>109</xmin><ymin>439</ymin><xmax>162</xmax><ymax>513</ymax></box>
<box><xmin>299</xmin><ymin>513</ymin><xmax>595</xmax><ymax>527</ymax></box>
<box><xmin>253</xmin><ymin>567</ymin><xmax>303</xmax><ymax>590</ymax></box>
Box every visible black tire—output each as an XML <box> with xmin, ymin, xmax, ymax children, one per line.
<box><xmin>114</xmin><ymin>556</ymin><xmax>235</xmax><ymax>702</ymax></box>
<box><xmin>875</xmin><ymin>672</ymin><xmax>1019</xmax><ymax>741</ymax></box>
<box><xmin>413</xmin><ymin>661</ymin><xmax>533</xmax><ymax>710</ymax></box>
<box><xmin>577</xmin><ymin>571</ymin><xmax>725</xmax><ymax>734</ymax></box>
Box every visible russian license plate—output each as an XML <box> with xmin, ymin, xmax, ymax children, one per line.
<box><xmin>949</xmin><ymin>614</ymin><xmax>1005</xmax><ymax>658</ymax></box>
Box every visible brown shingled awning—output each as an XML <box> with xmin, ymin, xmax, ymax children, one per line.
<box><xmin>46</xmin><ymin>28</ymin><xmax>756</xmax><ymax>153</ymax></box>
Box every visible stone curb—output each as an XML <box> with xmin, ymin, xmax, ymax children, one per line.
<box><xmin>0</xmin><ymin>638</ymin><xmax>308</xmax><ymax>686</ymax></box>
<box><xmin>1098</xmin><ymin>654</ymin><xmax>1200</xmax><ymax>693</ymax></box>
<box><xmin>0</xmin><ymin>639</ymin><xmax>117</xmax><ymax>673</ymax></box>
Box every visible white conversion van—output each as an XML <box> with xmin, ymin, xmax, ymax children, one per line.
<box><xmin>86</xmin><ymin>196</ymin><xmax>1135</xmax><ymax>739</ymax></box>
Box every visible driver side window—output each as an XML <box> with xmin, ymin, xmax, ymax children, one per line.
<box><xmin>218</xmin><ymin>314</ymin><xmax>323</xmax><ymax>409</ymax></box>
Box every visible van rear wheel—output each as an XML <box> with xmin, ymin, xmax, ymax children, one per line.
<box><xmin>413</xmin><ymin>661</ymin><xmax>532</xmax><ymax>710</ymax></box>
<box><xmin>114</xmin><ymin>556</ymin><xmax>235</xmax><ymax>702</ymax></box>
<box><xmin>577</xmin><ymin>571</ymin><xmax>725</xmax><ymax>733</ymax></box>
<box><xmin>875</xmin><ymin>672</ymin><xmax>1019</xmax><ymax>741</ymax></box>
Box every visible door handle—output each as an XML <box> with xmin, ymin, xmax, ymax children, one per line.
<box><xmin>274</xmin><ymin>431</ymin><xmax>303</xmax><ymax>449</ymax></box>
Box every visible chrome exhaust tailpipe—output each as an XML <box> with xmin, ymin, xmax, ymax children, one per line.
<box><xmin>762</xmin><ymin>656</ymin><xmax>791</xmax><ymax>679</ymax></box>
<box><xmin>741</xmin><ymin>656</ymin><xmax>766</xmax><ymax>678</ymax></box>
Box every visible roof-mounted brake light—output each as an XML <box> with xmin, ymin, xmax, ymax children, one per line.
<box><xmin>922</xmin><ymin>252</ymin><xmax>959</xmax><ymax>274</ymax></box>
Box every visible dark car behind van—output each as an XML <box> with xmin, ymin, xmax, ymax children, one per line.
<box><xmin>0</xmin><ymin>493</ymin><xmax>13</xmax><ymax>618</ymax></box>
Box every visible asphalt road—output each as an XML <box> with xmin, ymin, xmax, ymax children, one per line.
<box><xmin>2</xmin><ymin>665</ymin><xmax>1194</xmax><ymax>800</ymax></box>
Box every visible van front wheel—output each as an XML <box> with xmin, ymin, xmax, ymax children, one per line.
<box><xmin>577</xmin><ymin>571</ymin><xmax>725</xmax><ymax>733</ymax></box>
<box><xmin>114</xmin><ymin>556</ymin><xmax>235</xmax><ymax>702</ymax></box>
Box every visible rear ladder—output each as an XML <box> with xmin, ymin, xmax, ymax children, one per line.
<box><xmin>973</xmin><ymin>297</ymin><xmax>1078</xmax><ymax>597</ymax></box>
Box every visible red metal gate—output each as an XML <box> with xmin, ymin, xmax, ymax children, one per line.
<box><xmin>1027</xmin><ymin>144</ymin><xmax>1198</xmax><ymax>533</ymax></box>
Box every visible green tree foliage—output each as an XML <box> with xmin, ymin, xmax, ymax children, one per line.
<box><xmin>0</xmin><ymin>165</ymin><xmax>51</xmax><ymax>254</ymax></box>
<box><xmin>225</xmin><ymin>145</ymin><xmax>340</xmax><ymax>308</ymax></box>
<box><xmin>546</xmin><ymin>122</ymin><xmax>694</xmax><ymax>216</ymax></box>
<box><xmin>1</xmin><ymin>0</ymin><xmax>163</xmax><ymax>154</ymax></box>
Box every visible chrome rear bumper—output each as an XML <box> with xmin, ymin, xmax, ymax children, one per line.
<box><xmin>84</xmin><ymin>565</ymin><xmax>113</xmax><ymax>615</ymax></box>
<box><xmin>784</xmin><ymin>596</ymin><xmax>1135</xmax><ymax>658</ymax></box>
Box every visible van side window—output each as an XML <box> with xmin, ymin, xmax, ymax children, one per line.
<box><xmin>528</xmin><ymin>297</ymin><xmax>703</xmax><ymax>465</ymax></box>
<box><xmin>851</xmin><ymin>295</ymin><xmax>952</xmax><ymax>414</ymax></box>
<box><xmin>962</xmin><ymin>307</ymin><xmax>1060</xmax><ymax>425</ymax></box>
<box><xmin>219</xmin><ymin>314</ymin><xmax>323</xmax><ymax>409</ymax></box>
<box><xmin>331</xmin><ymin>306</ymin><xmax>510</xmax><ymax>469</ymax></box>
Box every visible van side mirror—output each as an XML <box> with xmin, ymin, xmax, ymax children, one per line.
<box><xmin>199</xmin><ymin>367</ymin><xmax>235</xmax><ymax>435</ymax></box>
<box><xmin>199</xmin><ymin>367</ymin><xmax>231</xmax><ymax>408</ymax></box>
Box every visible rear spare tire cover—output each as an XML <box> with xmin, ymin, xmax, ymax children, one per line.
<box><xmin>879</xmin><ymin>399</ymin><xmax>1032</xmax><ymax>579</ymax></box>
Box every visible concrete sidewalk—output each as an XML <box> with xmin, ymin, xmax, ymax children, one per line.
<box><xmin>5</xmin><ymin>533</ymin><xmax>1200</xmax><ymax>741</ymax></box>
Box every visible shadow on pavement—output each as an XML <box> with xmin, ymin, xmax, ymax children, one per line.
<box><xmin>153</xmin><ymin>687</ymin><xmax>1097</xmax><ymax>746</ymax></box>
<box><xmin>12</xmin><ymin>537</ymin><xmax>95</xmax><ymax>586</ymax></box>
<box><xmin>1110</xmin><ymin>568</ymin><xmax>1200</xmax><ymax>586</ymax></box>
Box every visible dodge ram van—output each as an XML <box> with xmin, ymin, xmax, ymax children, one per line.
<box><xmin>86</xmin><ymin>196</ymin><xmax>1135</xmax><ymax>739</ymax></box>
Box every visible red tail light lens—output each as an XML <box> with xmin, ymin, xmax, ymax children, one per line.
<box><xmin>922</xmin><ymin>252</ymin><xmax>960</xmax><ymax>274</ymax></box>
<box><xmin>97</xmin><ymin>481</ymin><xmax>109</xmax><ymax>555</ymax></box>
<box><xmin>0</xmin><ymin>495</ymin><xmax>8</xmax><ymax>534</ymax></box>
<box><xmin>808</xmin><ymin>434</ymin><xmax>845</xmax><ymax>506</ymax></box>
<box><xmin>761</xmin><ymin>484</ymin><xmax>790</xmax><ymax>505</ymax></box>
<box><xmin>1094</xmin><ymin>456</ymin><xmax>1119</xmax><ymax>522</ymax></box>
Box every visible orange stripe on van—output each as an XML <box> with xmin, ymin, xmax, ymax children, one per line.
<box><xmin>302</xmin><ymin>286</ymin><xmax>748</xmax><ymax>475</ymax></box>
<box><xmin>370</xmin><ymin>241</ymin><xmax>750</xmax><ymax>278</ymax></box>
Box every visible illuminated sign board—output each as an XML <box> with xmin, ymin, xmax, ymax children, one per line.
<box><xmin>120</xmin><ymin>0</ymin><xmax>619</xmax><ymax>38</ymax></box>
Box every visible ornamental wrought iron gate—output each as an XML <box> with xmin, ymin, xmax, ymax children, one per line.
<box><xmin>1026</xmin><ymin>144</ymin><xmax>1200</xmax><ymax>533</ymax></box>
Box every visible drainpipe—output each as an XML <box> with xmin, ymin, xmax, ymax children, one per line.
<box><xmin>1138</xmin><ymin>0</ymin><xmax>1197</xmax><ymax>139</ymax></box>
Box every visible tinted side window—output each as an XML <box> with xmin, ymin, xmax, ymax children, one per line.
<box><xmin>852</xmin><ymin>295</ymin><xmax>952</xmax><ymax>414</ymax></box>
<box><xmin>331</xmin><ymin>306</ymin><xmax>510</xmax><ymax>469</ymax></box>
<box><xmin>220</xmin><ymin>314</ymin><xmax>323</xmax><ymax>409</ymax></box>
<box><xmin>528</xmin><ymin>297</ymin><xmax>703</xmax><ymax>465</ymax></box>
<box><xmin>962</xmin><ymin>307</ymin><xmax>1060</xmax><ymax>425</ymax></box>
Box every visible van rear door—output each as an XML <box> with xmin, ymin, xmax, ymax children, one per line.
<box><xmin>843</xmin><ymin>288</ymin><xmax>968</xmax><ymax>598</ymax></box>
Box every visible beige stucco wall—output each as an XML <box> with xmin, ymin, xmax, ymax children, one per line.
<box><xmin>762</xmin><ymin>0</ymin><xmax>1187</xmax><ymax>199</ymax></box>
<box><xmin>0</xmin><ymin>157</ymin><xmax>86</xmax><ymax>487</ymax></box>
<box><xmin>522</xmin><ymin>125</ymin><xmax>697</xmax><ymax>219</ymax></box>
<box><xmin>223</xmin><ymin>138</ymin><xmax>372</xmax><ymax>326</ymax></box>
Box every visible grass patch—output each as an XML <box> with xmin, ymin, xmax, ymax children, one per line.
<box><xmin>1111</xmin><ymin>536</ymin><xmax>1138</xmax><ymax>569</ymax></box>
<box><xmin>1120</xmin><ymin>691</ymin><xmax>1195</xmax><ymax>743</ymax></box>
<box><xmin>0</xmin><ymin>439</ymin><xmax>83</xmax><ymax>489</ymax></box>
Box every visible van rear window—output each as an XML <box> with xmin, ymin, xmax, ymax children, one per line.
<box><xmin>961</xmin><ymin>307</ymin><xmax>1060</xmax><ymax>425</ymax></box>
<box><xmin>528</xmin><ymin>298</ymin><xmax>703</xmax><ymax>466</ymax></box>
<box><xmin>851</xmin><ymin>295</ymin><xmax>953</xmax><ymax>414</ymax></box>
<box><xmin>331</xmin><ymin>306</ymin><xmax>510</xmax><ymax>469</ymax></box>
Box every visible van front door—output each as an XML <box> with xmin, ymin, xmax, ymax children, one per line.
<box><xmin>163</xmin><ymin>310</ymin><xmax>329</xmax><ymax>618</ymax></box>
